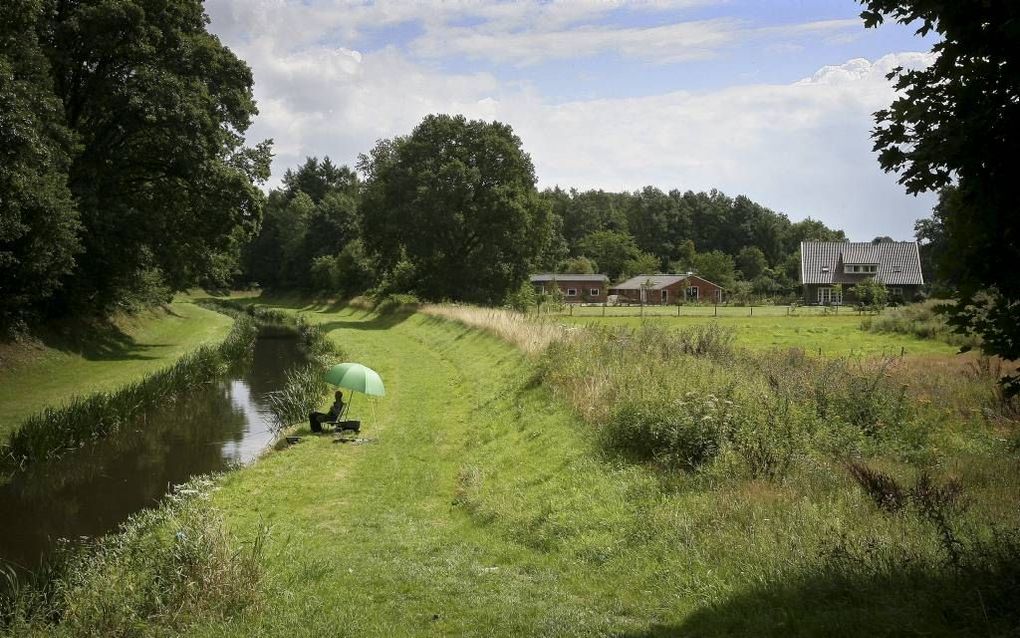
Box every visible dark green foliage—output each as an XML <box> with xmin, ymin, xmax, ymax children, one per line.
<box><xmin>1</xmin><ymin>0</ymin><xmax>270</xmax><ymax>327</ymax></box>
<box><xmin>538</xmin><ymin>186</ymin><xmax>842</xmax><ymax>293</ymax></box>
<box><xmin>862</xmin><ymin>0</ymin><xmax>1020</xmax><ymax>394</ymax></box>
<box><xmin>243</xmin><ymin>157</ymin><xmax>364</xmax><ymax>292</ymax></box>
<box><xmin>360</xmin><ymin>114</ymin><xmax>552</xmax><ymax>304</ymax></box>
<box><xmin>46</xmin><ymin>0</ymin><xmax>271</xmax><ymax>312</ymax></box>
<box><xmin>736</xmin><ymin>246</ymin><xmax>768</xmax><ymax>280</ymax></box>
<box><xmin>0</xmin><ymin>0</ymin><xmax>80</xmax><ymax>333</ymax></box>
<box><xmin>577</xmin><ymin>230</ymin><xmax>641</xmax><ymax>280</ymax></box>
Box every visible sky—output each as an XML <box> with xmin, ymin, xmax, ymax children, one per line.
<box><xmin>204</xmin><ymin>0</ymin><xmax>940</xmax><ymax>241</ymax></box>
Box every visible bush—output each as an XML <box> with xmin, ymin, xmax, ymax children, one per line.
<box><xmin>606</xmin><ymin>394</ymin><xmax>734</xmax><ymax>470</ymax></box>
<box><xmin>860</xmin><ymin>300</ymin><xmax>981</xmax><ymax>348</ymax></box>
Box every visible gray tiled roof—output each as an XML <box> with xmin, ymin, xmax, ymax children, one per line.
<box><xmin>800</xmin><ymin>241</ymin><xmax>924</xmax><ymax>285</ymax></box>
<box><xmin>530</xmin><ymin>273</ymin><xmax>608</xmax><ymax>283</ymax></box>
<box><xmin>611</xmin><ymin>273</ymin><xmax>704</xmax><ymax>290</ymax></box>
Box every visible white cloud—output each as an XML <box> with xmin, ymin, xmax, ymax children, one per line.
<box><xmin>205</xmin><ymin>1</ymin><xmax>937</xmax><ymax>240</ymax></box>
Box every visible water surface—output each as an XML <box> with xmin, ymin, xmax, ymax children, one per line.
<box><xmin>0</xmin><ymin>331</ymin><xmax>305</xmax><ymax>569</ymax></box>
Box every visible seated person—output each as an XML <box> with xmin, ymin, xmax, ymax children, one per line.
<box><xmin>308</xmin><ymin>390</ymin><xmax>345</xmax><ymax>433</ymax></box>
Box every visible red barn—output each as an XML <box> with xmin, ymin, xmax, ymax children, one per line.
<box><xmin>610</xmin><ymin>274</ymin><xmax>724</xmax><ymax>305</ymax></box>
<box><xmin>530</xmin><ymin>274</ymin><xmax>609</xmax><ymax>303</ymax></box>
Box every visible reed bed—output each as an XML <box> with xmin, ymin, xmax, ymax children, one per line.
<box><xmin>420</xmin><ymin>304</ymin><xmax>572</xmax><ymax>356</ymax></box>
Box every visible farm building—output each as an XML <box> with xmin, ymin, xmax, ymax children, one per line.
<box><xmin>800</xmin><ymin>241</ymin><xmax>924</xmax><ymax>305</ymax></box>
<box><xmin>530</xmin><ymin>273</ymin><xmax>609</xmax><ymax>303</ymax></box>
<box><xmin>610</xmin><ymin>274</ymin><xmax>724</xmax><ymax>305</ymax></box>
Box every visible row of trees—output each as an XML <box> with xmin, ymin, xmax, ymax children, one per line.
<box><xmin>243</xmin><ymin>119</ymin><xmax>849</xmax><ymax>304</ymax></box>
<box><xmin>1</xmin><ymin>0</ymin><xmax>270</xmax><ymax>333</ymax></box>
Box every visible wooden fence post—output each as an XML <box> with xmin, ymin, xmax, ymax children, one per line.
<box><xmin>750</xmin><ymin>306</ymin><xmax>753</xmax><ymax>317</ymax></box>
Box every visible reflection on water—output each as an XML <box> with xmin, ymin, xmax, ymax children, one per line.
<box><xmin>0</xmin><ymin>331</ymin><xmax>306</xmax><ymax>569</ymax></box>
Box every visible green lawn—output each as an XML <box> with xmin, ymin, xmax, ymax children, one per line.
<box><xmin>165</xmin><ymin>302</ymin><xmax>1003</xmax><ymax>637</ymax></box>
<box><xmin>554</xmin><ymin>312</ymin><xmax>958</xmax><ymax>357</ymax></box>
<box><xmin>0</xmin><ymin>297</ymin><xmax>233</xmax><ymax>434</ymax></box>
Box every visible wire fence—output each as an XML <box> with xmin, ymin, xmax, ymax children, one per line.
<box><xmin>539</xmin><ymin>303</ymin><xmax>873</xmax><ymax>319</ymax></box>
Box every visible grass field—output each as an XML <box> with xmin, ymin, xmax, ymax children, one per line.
<box><xmin>0</xmin><ymin>297</ymin><xmax>233</xmax><ymax>434</ymax></box>
<box><xmin>6</xmin><ymin>299</ymin><xmax>1015</xmax><ymax>636</ymax></box>
<box><xmin>158</xmin><ymin>301</ymin><xmax>1013</xmax><ymax>636</ymax></box>
<box><xmin>553</xmin><ymin>310</ymin><xmax>959</xmax><ymax>357</ymax></box>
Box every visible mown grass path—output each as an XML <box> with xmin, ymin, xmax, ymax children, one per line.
<box><xmin>196</xmin><ymin>306</ymin><xmax>683</xmax><ymax>636</ymax></box>
<box><xmin>0</xmin><ymin>299</ymin><xmax>233</xmax><ymax>433</ymax></box>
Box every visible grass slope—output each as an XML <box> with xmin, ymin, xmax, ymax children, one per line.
<box><xmin>0</xmin><ymin>298</ymin><xmax>233</xmax><ymax>433</ymax></box>
<box><xmin>177</xmin><ymin>303</ymin><xmax>1005</xmax><ymax>637</ymax></box>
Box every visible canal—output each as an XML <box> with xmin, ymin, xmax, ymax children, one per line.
<box><xmin>0</xmin><ymin>328</ymin><xmax>306</xmax><ymax>569</ymax></box>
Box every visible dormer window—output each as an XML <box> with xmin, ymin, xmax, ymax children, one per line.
<box><xmin>820</xmin><ymin>266</ymin><xmax>830</xmax><ymax>273</ymax></box>
<box><xmin>844</xmin><ymin>264</ymin><xmax>877</xmax><ymax>274</ymax></box>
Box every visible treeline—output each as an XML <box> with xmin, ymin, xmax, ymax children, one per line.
<box><xmin>0</xmin><ymin>0</ymin><xmax>270</xmax><ymax>334</ymax></box>
<box><xmin>244</xmin><ymin>135</ymin><xmax>846</xmax><ymax>303</ymax></box>
<box><xmin>0</xmin><ymin>0</ymin><xmax>847</xmax><ymax>331</ymax></box>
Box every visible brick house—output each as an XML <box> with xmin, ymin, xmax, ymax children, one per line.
<box><xmin>530</xmin><ymin>273</ymin><xmax>609</xmax><ymax>303</ymax></box>
<box><xmin>800</xmin><ymin>241</ymin><xmax>924</xmax><ymax>305</ymax></box>
<box><xmin>610</xmin><ymin>274</ymin><xmax>724</xmax><ymax>305</ymax></box>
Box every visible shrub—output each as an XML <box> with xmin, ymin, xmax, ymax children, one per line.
<box><xmin>860</xmin><ymin>300</ymin><xmax>981</xmax><ymax>348</ymax></box>
<box><xmin>728</xmin><ymin>393</ymin><xmax>807</xmax><ymax>480</ymax></box>
<box><xmin>606</xmin><ymin>394</ymin><xmax>734</xmax><ymax>470</ymax></box>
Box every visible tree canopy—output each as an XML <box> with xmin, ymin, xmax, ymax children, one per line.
<box><xmin>863</xmin><ymin>0</ymin><xmax>1020</xmax><ymax>392</ymax></box>
<box><xmin>359</xmin><ymin>114</ymin><xmax>551</xmax><ymax>304</ymax></box>
<box><xmin>0</xmin><ymin>0</ymin><xmax>270</xmax><ymax>331</ymax></box>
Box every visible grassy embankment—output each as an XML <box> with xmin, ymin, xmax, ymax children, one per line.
<box><xmin>8</xmin><ymin>299</ymin><xmax>1017</xmax><ymax>636</ymax></box>
<box><xmin>553</xmin><ymin>305</ymin><xmax>959</xmax><ymax>356</ymax></box>
<box><xmin>0</xmin><ymin>298</ymin><xmax>233</xmax><ymax>436</ymax></box>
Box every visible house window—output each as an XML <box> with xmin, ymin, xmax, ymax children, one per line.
<box><xmin>589</xmin><ymin>288</ymin><xmax>600</xmax><ymax>297</ymax></box>
<box><xmin>818</xmin><ymin>287</ymin><xmax>843</xmax><ymax>305</ymax></box>
<box><xmin>889</xmin><ymin>287</ymin><xmax>903</xmax><ymax>298</ymax></box>
<box><xmin>661</xmin><ymin>290</ymin><xmax>669</xmax><ymax>303</ymax></box>
<box><xmin>566</xmin><ymin>288</ymin><xmax>578</xmax><ymax>297</ymax></box>
<box><xmin>686</xmin><ymin>286</ymin><xmax>699</xmax><ymax>300</ymax></box>
<box><xmin>845</xmin><ymin>264</ymin><xmax>878</xmax><ymax>274</ymax></box>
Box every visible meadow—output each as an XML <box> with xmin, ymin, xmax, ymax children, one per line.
<box><xmin>5</xmin><ymin>297</ymin><xmax>1016</xmax><ymax>637</ymax></box>
<box><xmin>550</xmin><ymin>304</ymin><xmax>961</xmax><ymax>357</ymax></box>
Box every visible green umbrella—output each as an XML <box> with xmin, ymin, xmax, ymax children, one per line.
<box><xmin>324</xmin><ymin>363</ymin><xmax>386</xmax><ymax>396</ymax></box>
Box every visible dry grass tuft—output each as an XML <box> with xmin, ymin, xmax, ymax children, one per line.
<box><xmin>419</xmin><ymin>304</ymin><xmax>573</xmax><ymax>356</ymax></box>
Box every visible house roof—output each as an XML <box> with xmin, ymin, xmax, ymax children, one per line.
<box><xmin>800</xmin><ymin>241</ymin><xmax>924</xmax><ymax>285</ymax></box>
<box><xmin>530</xmin><ymin>273</ymin><xmax>608</xmax><ymax>283</ymax></box>
<box><xmin>610</xmin><ymin>273</ymin><xmax>721</xmax><ymax>290</ymax></box>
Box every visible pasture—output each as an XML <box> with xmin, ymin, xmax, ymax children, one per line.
<box><xmin>551</xmin><ymin>305</ymin><xmax>960</xmax><ymax>357</ymax></box>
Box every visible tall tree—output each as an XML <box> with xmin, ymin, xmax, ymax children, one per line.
<box><xmin>44</xmin><ymin>0</ymin><xmax>270</xmax><ymax>312</ymax></box>
<box><xmin>862</xmin><ymin>1</ymin><xmax>1020</xmax><ymax>392</ymax></box>
<box><xmin>0</xmin><ymin>0</ymin><xmax>80</xmax><ymax>331</ymax></box>
<box><xmin>578</xmin><ymin>230</ymin><xmax>640</xmax><ymax>281</ymax></box>
<box><xmin>359</xmin><ymin>114</ymin><xmax>551</xmax><ymax>304</ymax></box>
